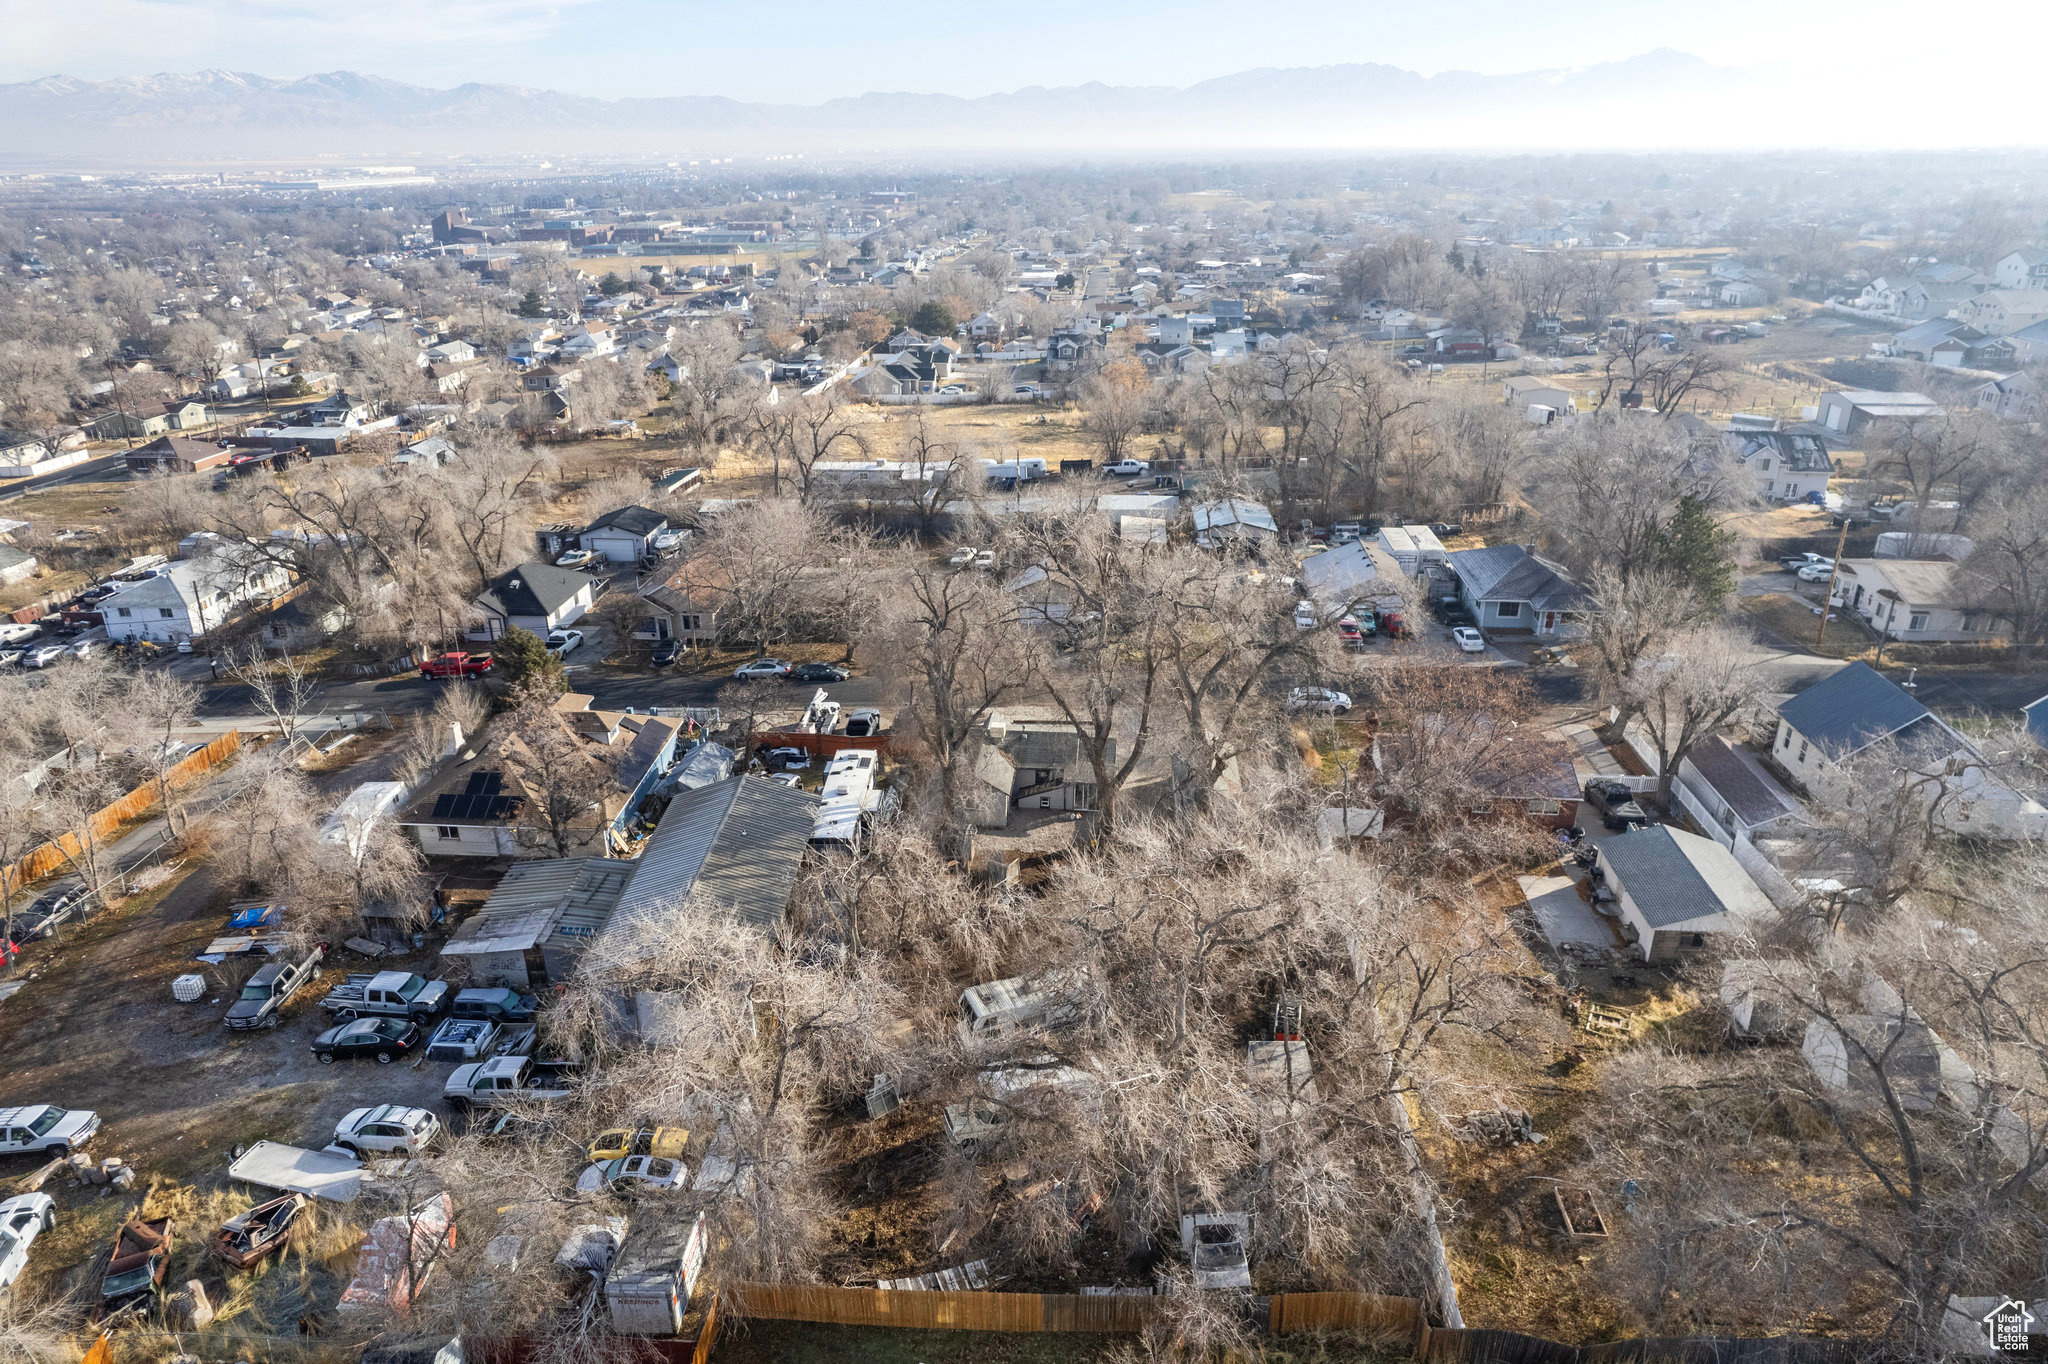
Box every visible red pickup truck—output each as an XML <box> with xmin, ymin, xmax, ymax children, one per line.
<box><xmin>419</xmin><ymin>652</ymin><xmax>493</xmax><ymax>679</ymax></box>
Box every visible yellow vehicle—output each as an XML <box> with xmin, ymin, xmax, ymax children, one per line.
<box><xmin>586</xmin><ymin>1126</ymin><xmax>688</xmax><ymax>1163</ymax></box>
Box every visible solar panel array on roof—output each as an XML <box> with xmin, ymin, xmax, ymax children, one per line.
<box><xmin>464</xmin><ymin>771</ymin><xmax>504</xmax><ymax>796</ymax></box>
<box><xmin>430</xmin><ymin>791</ymin><xmax>523</xmax><ymax>821</ymax></box>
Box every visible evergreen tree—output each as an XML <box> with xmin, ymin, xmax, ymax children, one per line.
<box><xmin>909</xmin><ymin>300</ymin><xmax>957</xmax><ymax>337</ymax></box>
<box><xmin>517</xmin><ymin>289</ymin><xmax>547</xmax><ymax>319</ymax></box>
<box><xmin>491</xmin><ymin>626</ymin><xmax>564</xmax><ymax>694</ymax></box>
<box><xmin>1656</xmin><ymin>494</ymin><xmax>1738</xmax><ymax>615</ymax></box>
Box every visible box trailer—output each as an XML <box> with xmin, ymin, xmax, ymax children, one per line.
<box><xmin>605</xmin><ymin>1214</ymin><xmax>706</xmax><ymax>1336</ymax></box>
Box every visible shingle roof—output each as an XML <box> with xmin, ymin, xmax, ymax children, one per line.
<box><xmin>1683</xmin><ymin>735</ymin><xmax>1799</xmax><ymax>829</ymax></box>
<box><xmin>585</xmin><ymin>504</ymin><xmax>666</xmax><ymax>537</ymax></box>
<box><xmin>479</xmin><ymin>562</ymin><xmax>596</xmax><ymax>618</ymax></box>
<box><xmin>1448</xmin><ymin>544</ymin><xmax>1589</xmax><ymax>612</ymax></box>
<box><xmin>1601</xmin><ymin>825</ymin><xmax>1768</xmax><ymax>930</ymax></box>
<box><xmin>611</xmin><ymin>775</ymin><xmax>817</xmax><ymax>937</ymax></box>
<box><xmin>1776</xmin><ymin>661</ymin><xmax>1931</xmax><ymax>758</ymax></box>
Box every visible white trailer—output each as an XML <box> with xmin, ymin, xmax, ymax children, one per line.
<box><xmin>227</xmin><ymin>1140</ymin><xmax>364</xmax><ymax>1203</ymax></box>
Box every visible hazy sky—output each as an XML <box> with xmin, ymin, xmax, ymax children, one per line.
<box><xmin>1</xmin><ymin>0</ymin><xmax>2040</xmax><ymax>100</ymax></box>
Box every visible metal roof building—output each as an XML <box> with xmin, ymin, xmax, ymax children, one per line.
<box><xmin>609</xmin><ymin>775</ymin><xmax>818</xmax><ymax>942</ymax></box>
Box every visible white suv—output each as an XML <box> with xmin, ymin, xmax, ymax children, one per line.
<box><xmin>0</xmin><ymin>1105</ymin><xmax>100</xmax><ymax>1156</ymax></box>
<box><xmin>333</xmin><ymin>1105</ymin><xmax>442</xmax><ymax>1158</ymax></box>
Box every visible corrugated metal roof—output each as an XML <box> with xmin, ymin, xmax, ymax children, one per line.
<box><xmin>442</xmin><ymin>857</ymin><xmax>635</xmax><ymax>956</ymax></box>
<box><xmin>611</xmin><ymin>775</ymin><xmax>817</xmax><ymax>937</ymax></box>
<box><xmin>1777</xmin><ymin>661</ymin><xmax>1931</xmax><ymax>758</ymax></box>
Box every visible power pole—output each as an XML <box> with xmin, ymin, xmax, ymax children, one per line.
<box><xmin>1815</xmin><ymin>518</ymin><xmax>1853</xmax><ymax>652</ymax></box>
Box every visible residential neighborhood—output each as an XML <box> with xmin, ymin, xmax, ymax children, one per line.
<box><xmin>0</xmin><ymin>29</ymin><xmax>2043</xmax><ymax>1364</ymax></box>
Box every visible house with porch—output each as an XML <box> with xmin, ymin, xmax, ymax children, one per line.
<box><xmin>1446</xmin><ymin>544</ymin><xmax>1588</xmax><ymax>637</ymax></box>
<box><xmin>969</xmin><ymin>711</ymin><xmax>1107</xmax><ymax>828</ymax></box>
<box><xmin>123</xmin><ymin>433</ymin><xmax>233</xmax><ymax>476</ymax></box>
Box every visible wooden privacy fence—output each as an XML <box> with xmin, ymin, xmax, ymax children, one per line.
<box><xmin>750</xmin><ymin>730</ymin><xmax>893</xmax><ymax>759</ymax></box>
<box><xmin>727</xmin><ymin>1282</ymin><xmax>1158</xmax><ymax>1332</ymax></box>
<box><xmin>2</xmin><ymin>730</ymin><xmax>241</xmax><ymax>891</ymax></box>
<box><xmin>1271</xmin><ymin>1291</ymin><xmax>1428</xmax><ymax>1342</ymax></box>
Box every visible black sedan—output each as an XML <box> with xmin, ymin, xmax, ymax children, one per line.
<box><xmin>650</xmin><ymin>639</ymin><xmax>683</xmax><ymax>667</ymax></box>
<box><xmin>790</xmin><ymin>662</ymin><xmax>850</xmax><ymax>683</ymax></box>
<box><xmin>312</xmin><ymin>1017</ymin><xmax>423</xmax><ymax>1065</ymax></box>
<box><xmin>1582</xmin><ymin>779</ymin><xmax>1651</xmax><ymax>831</ymax></box>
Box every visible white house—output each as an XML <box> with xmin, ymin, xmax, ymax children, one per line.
<box><xmin>1501</xmin><ymin>375</ymin><xmax>1578</xmax><ymax>417</ymax></box>
<box><xmin>1773</xmin><ymin>661</ymin><xmax>2048</xmax><ymax>838</ymax></box>
<box><xmin>1595</xmin><ymin>824</ymin><xmax>1773</xmax><ymax>962</ymax></box>
<box><xmin>1954</xmin><ymin>290</ymin><xmax>2048</xmax><ymax>337</ymax></box>
<box><xmin>1720</xmin><ymin>280</ymin><xmax>1769</xmax><ymax>308</ymax></box>
<box><xmin>1993</xmin><ymin>250</ymin><xmax>2048</xmax><ymax>292</ymax></box>
<box><xmin>1975</xmin><ymin>372</ymin><xmax>2040</xmax><ymax>423</ymax></box>
<box><xmin>1830</xmin><ymin>559</ymin><xmax>2003</xmax><ymax>644</ymax></box>
<box><xmin>468</xmin><ymin>562</ymin><xmax>598</xmax><ymax>641</ymax></box>
<box><xmin>99</xmin><ymin>545</ymin><xmax>292</xmax><ymax>646</ymax></box>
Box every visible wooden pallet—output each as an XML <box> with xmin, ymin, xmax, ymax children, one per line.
<box><xmin>1554</xmin><ymin>1186</ymin><xmax>1610</xmax><ymax>1238</ymax></box>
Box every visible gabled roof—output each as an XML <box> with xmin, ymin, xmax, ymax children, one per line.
<box><xmin>1601</xmin><ymin>824</ymin><xmax>1771</xmax><ymax>930</ymax></box>
<box><xmin>477</xmin><ymin>562</ymin><xmax>596</xmax><ymax>619</ymax></box>
<box><xmin>1776</xmin><ymin>660</ymin><xmax>1932</xmax><ymax>758</ymax></box>
<box><xmin>1448</xmin><ymin>544</ymin><xmax>1589</xmax><ymax>611</ymax></box>
<box><xmin>1192</xmin><ymin>499</ymin><xmax>1278</xmax><ymax>535</ymax></box>
<box><xmin>611</xmin><ymin>775</ymin><xmax>817</xmax><ymax>935</ymax></box>
<box><xmin>1683</xmin><ymin>735</ymin><xmax>1799</xmax><ymax>829</ymax></box>
<box><xmin>584</xmin><ymin>504</ymin><xmax>666</xmax><ymax>537</ymax></box>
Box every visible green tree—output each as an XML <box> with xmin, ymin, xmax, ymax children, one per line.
<box><xmin>1054</xmin><ymin>272</ymin><xmax>1076</xmax><ymax>292</ymax></box>
<box><xmin>909</xmin><ymin>301</ymin><xmax>957</xmax><ymax>337</ymax></box>
<box><xmin>598</xmin><ymin>272</ymin><xmax>630</xmax><ymax>297</ymax></box>
<box><xmin>517</xmin><ymin>289</ymin><xmax>547</xmax><ymax>319</ymax></box>
<box><xmin>1654</xmin><ymin>494</ymin><xmax>1737</xmax><ymax>615</ymax></box>
<box><xmin>491</xmin><ymin>626</ymin><xmax>564</xmax><ymax>694</ymax></box>
<box><xmin>287</xmin><ymin>374</ymin><xmax>311</xmax><ymax>398</ymax></box>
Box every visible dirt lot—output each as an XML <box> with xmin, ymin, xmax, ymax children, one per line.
<box><xmin>0</xmin><ymin>861</ymin><xmax>460</xmax><ymax>1313</ymax></box>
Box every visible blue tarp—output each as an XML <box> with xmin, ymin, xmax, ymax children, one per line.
<box><xmin>227</xmin><ymin>904</ymin><xmax>280</xmax><ymax>931</ymax></box>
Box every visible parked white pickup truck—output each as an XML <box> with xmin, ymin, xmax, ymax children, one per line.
<box><xmin>319</xmin><ymin>970</ymin><xmax>450</xmax><ymax>1020</ymax></box>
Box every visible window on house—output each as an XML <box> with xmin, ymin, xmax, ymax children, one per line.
<box><xmin>158</xmin><ymin>608</ymin><xmax>174</xmax><ymax>618</ymax></box>
<box><xmin>1758</xmin><ymin>457</ymin><xmax>1772</xmax><ymax>471</ymax></box>
<box><xmin>1798</xmin><ymin>742</ymin><xmax>1809</xmax><ymax>762</ymax></box>
<box><xmin>1782</xmin><ymin>728</ymin><xmax>1792</xmax><ymax>749</ymax></box>
<box><xmin>1961</xmin><ymin>614</ymin><xmax>1982</xmax><ymax>632</ymax></box>
<box><xmin>1528</xmin><ymin>798</ymin><xmax>1561</xmax><ymax>816</ymax></box>
<box><xmin>1469</xmin><ymin>801</ymin><xmax>1494</xmax><ymax>815</ymax></box>
<box><xmin>1908</xmin><ymin>612</ymin><xmax>1930</xmax><ymax>631</ymax></box>
<box><xmin>436</xmin><ymin>826</ymin><xmax>460</xmax><ymax>840</ymax></box>
<box><xmin>116</xmin><ymin>607</ymin><xmax>131</xmax><ymax>618</ymax></box>
<box><xmin>1495</xmin><ymin>601</ymin><xmax>1522</xmax><ymax>619</ymax></box>
<box><xmin>1686</xmin><ymin>933</ymin><xmax>1707</xmax><ymax>948</ymax></box>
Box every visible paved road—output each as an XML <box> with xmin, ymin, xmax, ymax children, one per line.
<box><xmin>193</xmin><ymin>665</ymin><xmax>888</xmax><ymax>727</ymax></box>
<box><xmin>0</xmin><ymin>452</ymin><xmax>129</xmax><ymax>503</ymax></box>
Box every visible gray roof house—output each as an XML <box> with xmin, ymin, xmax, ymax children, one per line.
<box><xmin>1773</xmin><ymin>661</ymin><xmax>1941</xmax><ymax>765</ymax></box>
<box><xmin>1771</xmin><ymin>661</ymin><xmax>2048</xmax><ymax>838</ymax></box>
<box><xmin>580</xmin><ymin>505</ymin><xmax>668</xmax><ymax>565</ymax></box>
<box><xmin>469</xmin><ymin>562</ymin><xmax>598</xmax><ymax>640</ymax></box>
<box><xmin>1446</xmin><ymin>544</ymin><xmax>1588</xmax><ymax>638</ymax></box>
<box><xmin>1595</xmin><ymin>825</ymin><xmax>1773</xmax><ymax>962</ymax></box>
<box><xmin>607</xmin><ymin>774</ymin><xmax>818</xmax><ymax>940</ymax></box>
